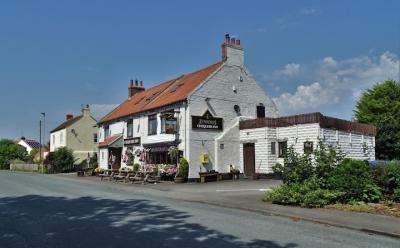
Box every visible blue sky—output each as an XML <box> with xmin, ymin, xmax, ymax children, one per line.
<box><xmin>0</xmin><ymin>0</ymin><xmax>399</xmax><ymax>141</ymax></box>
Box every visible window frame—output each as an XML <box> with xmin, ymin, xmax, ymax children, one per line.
<box><xmin>148</xmin><ymin>114</ymin><xmax>158</xmax><ymax>136</ymax></box>
<box><xmin>271</xmin><ymin>141</ymin><xmax>276</xmax><ymax>155</ymax></box>
<box><xmin>278</xmin><ymin>141</ymin><xmax>287</xmax><ymax>158</ymax></box>
<box><xmin>303</xmin><ymin>141</ymin><xmax>313</xmax><ymax>154</ymax></box>
<box><xmin>256</xmin><ymin>105</ymin><xmax>265</xmax><ymax>118</ymax></box>
<box><xmin>104</xmin><ymin>125</ymin><xmax>110</xmax><ymax>139</ymax></box>
<box><xmin>127</xmin><ymin>119</ymin><xmax>133</xmax><ymax>138</ymax></box>
<box><xmin>93</xmin><ymin>133</ymin><xmax>98</xmax><ymax>143</ymax></box>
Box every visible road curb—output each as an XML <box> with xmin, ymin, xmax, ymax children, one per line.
<box><xmin>181</xmin><ymin>199</ymin><xmax>400</xmax><ymax>240</ymax></box>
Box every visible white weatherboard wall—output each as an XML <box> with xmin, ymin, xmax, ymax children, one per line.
<box><xmin>187</xmin><ymin>61</ymin><xmax>277</xmax><ymax>178</ymax></box>
<box><xmin>239</xmin><ymin>123</ymin><xmax>376</xmax><ymax>175</ymax></box>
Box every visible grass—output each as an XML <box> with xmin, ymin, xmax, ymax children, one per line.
<box><xmin>325</xmin><ymin>202</ymin><xmax>400</xmax><ymax>218</ymax></box>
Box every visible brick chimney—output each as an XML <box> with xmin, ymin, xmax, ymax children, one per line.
<box><xmin>66</xmin><ymin>114</ymin><xmax>74</xmax><ymax>120</ymax></box>
<box><xmin>221</xmin><ymin>34</ymin><xmax>244</xmax><ymax>66</ymax></box>
<box><xmin>128</xmin><ymin>79</ymin><xmax>145</xmax><ymax>98</ymax></box>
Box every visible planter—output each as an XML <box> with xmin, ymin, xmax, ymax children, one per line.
<box><xmin>174</xmin><ymin>177</ymin><xmax>185</xmax><ymax>183</ymax></box>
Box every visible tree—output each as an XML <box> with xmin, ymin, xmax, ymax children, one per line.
<box><xmin>29</xmin><ymin>148</ymin><xmax>39</xmax><ymax>162</ymax></box>
<box><xmin>53</xmin><ymin>147</ymin><xmax>75</xmax><ymax>172</ymax></box>
<box><xmin>0</xmin><ymin>139</ymin><xmax>27</xmax><ymax>169</ymax></box>
<box><xmin>354</xmin><ymin>80</ymin><xmax>400</xmax><ymax>160</ymax></box>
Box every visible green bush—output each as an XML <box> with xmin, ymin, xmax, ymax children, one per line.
<box><xmin>0</xmin><ymin>139</ymin><xmax>27</xmax><ymax>169</ymax></box>
<box><xmin>133</xmin><ymin>163</ymin><xmax>140</xmax><ymax>172</ymax></box>
<box><xmin>264</xmin><ymin>179</ymin><xmax>343</xmax><ymax>208</ymax></box>
<box><xmin>177</xmin><ymin>158</ymin><xmax>189</xmax><ymax>178</ymax></box>
<box><xmin>53</xmin><ymin>147</ymin><xmax>75</xmax><ymax>172</ymax></box>
<box><xmin>393</xmin><ymin>188</ymin><xmax>400</xmax><ymax>202</ymax></box>
<box><xmin>327</xmin><ymin>159</ymin><xmax>382</xmax><ymax>202</ymax></box>
<box><xmin>282</xmin><ymin>147</ymin><xmax>314</xmax><ymax>185</ymax></box>
<box><xmin>314</xmin><ymin>142</ymin><xmax>345</xmax><ymax>188</ymax></box>
<box><xmin>373</xmin><ymin>162</ymin><xmax>400</xmax><ymax>201</ymax></box>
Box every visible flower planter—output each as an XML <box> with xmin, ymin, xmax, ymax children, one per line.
<box><xmin>174</xmin><ymin>177</ymin><xmax>185</xmax><ymax>183</ymax></box>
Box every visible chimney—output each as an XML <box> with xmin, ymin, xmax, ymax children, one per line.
<box><xmin>66</xmin><ymin>114</ymin><xmax>74</xmax><ymax>120</ymax></box>
<box><xmin>221</xmin><ymin>34</ymin><xmax>244</xmax><ymax>66</ymax></box>
<box><xmin>21</xmin><ymin>136</ymin><xmax>26</xmax><ymax>140</ymax></box>
<box><xmin>128</xmin><ymin>79</ymin><xmax>145</xmax><ymax>98</ymax></box>
<box><xmin>81</xmin><ymin>104</ymin><xmax>90</xmax><ymax>116</ymax></box>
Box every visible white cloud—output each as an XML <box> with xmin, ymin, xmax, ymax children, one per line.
<box><xmin>90</xmin><ymin>104</ymin><xmax>118</xmax><ymax>121</ymax></box>
<box><xmin>276</xmin><ymin>63</ymin><xmax>301</xmax><ymax>76</ymax></box>
<box><xmin>273</xmin><ymin>52</ymin><xmax>399</xmax><ymax>114</ymax></box>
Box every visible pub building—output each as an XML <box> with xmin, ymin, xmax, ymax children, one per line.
<box><xmin>97</xmin><ymin>35</ymin><xmax>375</xmax><ymax>180</ymax></box>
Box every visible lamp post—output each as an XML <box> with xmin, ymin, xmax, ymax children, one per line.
<box><xmin>40</xmin><ymin>112</ymin><xmax>45</xmax><ymax>173</ymax></box>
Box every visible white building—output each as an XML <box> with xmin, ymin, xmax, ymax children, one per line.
<box><xmin>97</xmin><ymin>34</ymin><xmax>277</xmax><ymax>178</ymax></box>
<box><xmin>17</xmin><ymin>137</ymin><xmax>42</xmax><ymax>155</ymax></box>
<box><xmin>97</xmin><ymin>35</ymin><xmax>376</xmax><ymax>180</ymax></box>
<box><xmin>239</xmin><ymin>113</ymin><xmax>376</xmax><ymax>177</ymax></box>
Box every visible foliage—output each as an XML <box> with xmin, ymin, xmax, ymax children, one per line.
<box><xmin>327</xmin><ymin>159</ymin><xmax>382</xmax><ymax>202</ymax></box>
<box><xmin>0</xmin><ymin>139</ymin><xmax>27</xmax><ymax>169</ymax></box>
<box><xmin>43</xmin><ymin>152</ymin><xmax>55</xmax><ymax>165</ymax></box>
<box><xmin>29</xmin><ymin>148</ymin><xmax>39</xmax><ymax>162</ymax></box>
<box><xmin>354</xmin><ymin>80</ymin><xmax>400</xmax><ymax>160</ymax></box>
<box><xmin>281</xmin><ymin>146</ymin><xmax>314</xmax><ymax>185</ymax></box>
<box><xmin>133</xmin><ymin>163</ymin><xmax>140</xmax><ymax>172</ymax></box>
<box><xmin>313</xmin><ymin>142</ymin><xmax>346</xmax><ymax>188</ymax></box>
<box><xmin>176</xmin><ymin>158</ymin><xmax>189</xmax><ymax>178</ymax></box>
<box><xmin>53</xmin><ymin>147</ymin><xmax>75</xmax><ymax>172</ymax></box>
<box><xmin>373</xmin><ymin>162</ymin><xmax>400</xmax><ymax>202</ymax></box>
<box><xmin>89</xmin><ymin>153</ymin><xmax>98</xmax><ymax>168</ymax></box>
<box><xmin>264</xmin><ymin>179</ymin><xmax>343</xmax><ymax>208</ymax></box>
<box><xmin>168</xmin><ymin>146</ymin><xmax>179</xmax><ymax>163</ymax></box>
<box><xmin>126</xmin><ymin>150</ymin><xmax>135</xmax><ymax>166</ymax></box>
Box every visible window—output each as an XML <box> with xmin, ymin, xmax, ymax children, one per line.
<box><xmin>101</xmin><ymin>151</ymin><xmax>104</xmax><ymax>160</ymax></box>
<box><xmin>93</xmin><ymin>133</ymin><xmax>98</xmax><ymax>143</ymax></box>
<box><xmin>127</xmin><ymin>119</ymin><xmax>133</xmax><ymax>137</ymax></box>
<box><xmin>60</xmin><ymin>132</ymin><xmax>63</xmax><ymax>144</ymax></box>
<box><xmin>104</xmin><ymin>125</ymin><xmax>110</xmax><ymax>139</ymax></box>
<box><xmin>278</xmin><ymin>141</ymin><xmax>287</xmax><ymax>158</ymax></box>
<box><xmin>257</xmin><ymin>105</ymin><xmax>265</xmax><ymax>118</ymax></box>
<box><xmin>161</xmin><ymin>112</ymin><xmax>176</xmax><ymax>134</ymax></box>
<box><xmin>148</xmin><ymin>114</ymin><xmax>158</xmax><ymax>135</ymax></box>
<box><xmin>271</xmin><ymin>142</ymin><xmax>276</xmax><ymax>155</ymax></box>
<box><xmin>304</xmin><ymin>141</ymin><xmax>313</xmax><ymax>154</ymax></box>
<box><xmin>52</xmin><ymin>135</ymin><xmax>55</xmax><ymax>145</ymax></box>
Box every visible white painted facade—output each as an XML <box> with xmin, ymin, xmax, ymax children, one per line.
<box><xmin>97</xmin><ymin>37</ymin><xmax>278</xmax><ymax>178</ymax></box>
<box><xmin>239</xmin><ymin>123</ymin><xmax>376</xmax><ymax>175</ymax></box>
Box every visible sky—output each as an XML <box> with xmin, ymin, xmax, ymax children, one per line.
<box><xmin>0</xmin><ymin>0</ymin><xmax>399</xmax><ymax>141</ymax></box>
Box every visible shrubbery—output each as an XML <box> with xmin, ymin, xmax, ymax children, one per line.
<box><xmin>53</xmin><ymin>147</ymin><xmax>75</xmax><ymax>172</ymax></box>
<box><xmin>0</xmin><ymin>139</ymin><xmax>27</xmax><ymax>169</ymax></box>
<box><xmin>177</xmin><ymin>158</ymin><xmax>189</xmax><ymax>179</ymax></box>
<box><xmin>264</xmin><ymin>143</ymin><xmax>400</xmax><ymax>208</ymax></box>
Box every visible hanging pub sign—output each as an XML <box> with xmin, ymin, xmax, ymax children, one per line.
<box><xmin>124</xmin><ymin>137</ymin><xmax>141</xmax><ymax>146</ymax></box>
<box><xmin>192</xmin><ymin>110</ymin><xmax>223</xmax><ymax>131</ymax></box>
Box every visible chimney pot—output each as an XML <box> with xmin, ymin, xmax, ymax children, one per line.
<box><xmin>139</xmin><ymin>80</ymin><xmax>143</xmax><ymax>87</ymax></box>
<box><xmin>130</xmin><ymin>79</ymin><xmax>134</xmax><ymax>86</ymax></box>
<box><xmin>225</xmin><ymin>34</ymin><xmax>230</xmax><ymax>44</ymax></box>
<box><xmin>231</xmin><ymin>37</ymin><xmax>236</xmax><ymax>45</ymax></box>
<box><xmin>135</xmin><ymin>79</ymin><xmax>138</xmax><ymax>86</ymax></box>
<box><xmin>236</xmin><ymin>39</ymin><xmax>240</xmax><ymax>46</ymax></box>
<box><xmin>66</xmin><ymin>114</ymin><xmax>74</xmax><ymax>120</ymax></box>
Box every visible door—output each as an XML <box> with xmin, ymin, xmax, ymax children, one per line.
<box><xmin>243</xmin><ymin>143</ymin><xmax>255</xmax><ymax>178</ymax></box>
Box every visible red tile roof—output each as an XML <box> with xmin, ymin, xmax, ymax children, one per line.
<box><xmin>98</xmin><ymin>61</ymin><xmax>223</xmax><ymax>124</ymax></box>
<box><xmin>98</xmin><ymin>134</ymin><xmax>123</xmax><ymax>148</ymax></box>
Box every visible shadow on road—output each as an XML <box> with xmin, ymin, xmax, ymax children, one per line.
<box><xmin>0</xmin><ymin>195</ymin><xmax>297</xmax><ymax>248</ymax></box>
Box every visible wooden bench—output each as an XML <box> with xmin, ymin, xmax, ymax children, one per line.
<box><xmin>199</xmin><ymin>172</ymin><xmax>219</xmax><ymax>183</ymax></box>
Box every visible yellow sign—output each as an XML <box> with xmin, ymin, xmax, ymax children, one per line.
<box><xmin>200</xmin><ymin>153</ymin><xmax>209</xmax><ymax>163</ymax></box>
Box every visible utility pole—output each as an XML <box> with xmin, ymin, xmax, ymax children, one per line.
<box><xmin>40</xmin><ymin>113</ymin><xmax>45</xmax><ymax>173</ymax></box>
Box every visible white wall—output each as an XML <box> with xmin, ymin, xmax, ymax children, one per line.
<box><xmin>50</xmin><ymin>129</ymin><xmax>66</xmax><ymax>152</ymax></box>
<box><xmin>239</xmin><ymin>123</ymin><xmax>376</xmax><ymax>174</ymax></box>
<box><xmin>187</xmin><ymin>62</ymin><xmax>277</xmax><ymax>178</ymax></box>
<box><xmin>99</xmin><ymin>148</ymin><xmax>109</xmax><ymax>169</ymax></box>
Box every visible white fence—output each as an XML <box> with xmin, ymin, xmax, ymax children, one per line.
<box><xmin>10</xmin><ymin>163</ymin><xmax>39</xmax><ymax>172</ymax></box>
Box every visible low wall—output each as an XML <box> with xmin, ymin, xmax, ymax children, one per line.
<box><xmin>10</xmin><ymin>163</ymin><xmax>39</xmax><ymax>172</ymax></box>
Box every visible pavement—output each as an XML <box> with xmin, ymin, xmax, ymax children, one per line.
<box><xmin>57</xmin><ymin>172</ymin><xmax>400</xmax><ymax>239</ymax></box>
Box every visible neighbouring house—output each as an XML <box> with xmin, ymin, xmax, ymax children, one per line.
<box><xmin>97</xmin><ymin>34</ymin><xmax>277</xmax><ymax>177</ymax></box>
<box><xmin>17</xmin><ymin>137</ymin><xmax>42</xmax><ymax>154</ymax></box>
<box><xmin>239</xmin><ymin>113</ymin><xmax>376</xmax><ymax>178</ymax></box>
<box><xmin>50</xmin><ymin>105</ymin><xmax>98</xmax><ymax>163</ymax></box>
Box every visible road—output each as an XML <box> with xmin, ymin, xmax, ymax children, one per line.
<box><xmin>0</xmin><ymin>171</ymin><xmax>398</xmax><ymax>248</ymax></box>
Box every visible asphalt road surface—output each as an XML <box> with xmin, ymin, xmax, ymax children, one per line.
<box><xmin>0</xmin><ymin>171</ymin><xmax>398</xmax><ymax>248</ymax></box>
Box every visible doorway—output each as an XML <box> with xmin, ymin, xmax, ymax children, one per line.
<box><xmin>243</xmin><ymin>143</ymin><xmax>255</xmax><ymax>178</ymax></box>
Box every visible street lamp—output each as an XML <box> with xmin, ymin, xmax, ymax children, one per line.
<box><xmin>40</xmin><ymin>112</ymin><xmax>45</xmax><ymax>173</ymax></box>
